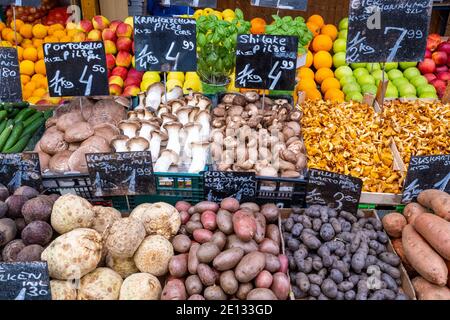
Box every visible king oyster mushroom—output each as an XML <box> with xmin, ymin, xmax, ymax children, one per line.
<box><xmin>126</xmin><ymin>137</ymin><xmax>150</xmax><ymax>152</ymax></box>
<box><xmin>111</xmin><ymin>135</ymin><xmax>129</xmax><ymax>153</ymax></box>
<box><xmin>149</xmin><ymin>130</ymin><xmax>167</xmax><ymax>162</ymax></box>
<box><xmin>183</xmin><ymin>122</ymin><xmax>202</xmax><ymax>158</ymax></box>
<box><xmin>196</xmin><ymin>110</ymin><xmax>210</xmax><ymax>141</ymax></box>
<box><xmin>145</xmin><ymin>82</ymin><xmax>165</xmax><ymax>110</ymax></box>
<box><xmin>175</xmin><ymin>106</ymin><xmax>191</xmax><ymax>126</ymax></box>
<box><xmin>119</xmin><ymin>120</ymin><xmax>141</xmax><ymax>139</ymax></box>
<box><xmin>138</xmin><ymin>120</ymin><xmax>158</xmax><ymax>141</ymax></box>
<box><xmin>188</xmin><ymin>142</ymin><xmax>209</xmax><ymax>173</ymax></box>
<box><xmin>164</xmin><ymin>121</ymin><xmax>182</xmax><ymax>155</ymax></box>
<box><xmin>154</xmin><ymin>150</ymin><xmax>179</xmax><ymax>172</ymax></box>
<box><xmin>161</xmin><ymin>86</ymin><xmax>183</xmax><ymax>104</ymax></box>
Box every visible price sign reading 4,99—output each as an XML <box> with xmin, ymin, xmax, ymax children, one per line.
<box><xmin>401</xmin><ymin>154</ymin><xmax>450</xmax><ymax>204</ymax></box>
<box><xmin>0</xmin><ymin>48</ymin><xmax>22</xmax><ymax>103</ymax></box>
<box><xmin>347</xmin><ymin>0</ymin><xmax>433</xmax><ymax>63</ymax></box>
<box><xmin>235</xmin><ymin>34</ymin><xmax>298</xmax><ymax>91</ymax></box>
<box><xmin>134</xmin><ymin>16</ymin><xmax>197</xmax><ymax>72</ymax></box>
<box><xmin>43</xmin><ymin>42</ymin><xmax>109</xmax><ymax>97</ymax></box>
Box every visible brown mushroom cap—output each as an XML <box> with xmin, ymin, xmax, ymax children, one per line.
<box><xmin>244</xmin><ymin>91</ymin><xmax>260</xmax><ymax>103</ymax></box>
<box><xmin>64</xmin><ymin>122</ymin><xmax>94</xmax><ymax>143</ymax></box>
<box><xmin>126</xmin><ymin>137</ymin><xmax>150</xmax><ymax>151</ymax></box>
<box><xmin>93</xmin><ymin>123</ymin><xmax>120</xmax><ymax>144</ymax></box>
<box><xmin>232</xmin><ymin>94</ymin><xmax>247</xmax><ymax>106</ymax></box>
<box><xmin>163</xmin><ymin>121</ymin><xmax>183</xmax><ymax>131</ymax></box>
<box><xmin>88</xmin><ymin>99</ymin><xmax>126</xmax><ymax>127</ymax></box>
<box><xmin>81</xmin><ymin>136</ymin><xmax>111</xmax><ymax>152</ymax></box>
<box><xmin>40</xmin><ymin>131</ymin><xmax>68</xmax><ymax>155</ymax></box>
<box><xmin>68</xmin><ymin>143</ymin><xmax>81</xmax><ymax>151</ymax></box>
<box><xmin>45</xmin><ymin>117</ymin><xmax>57</xmax><ymax>129</ymax></box>
<box><xmin>49</xmin><ymin>150</ymin><xmax>74</xmax><ymax>173</ymax></box>
<box><xmin>38</xmin><ymin>152</ymin><xmax>51</xmax><ymax>173</ymax></box>
<box><xmin>282</xmin><ymin>170</ymin><xmax>301</xmax><ymax>178</ymax></box>
<box><xmin>68</xmin><ymin>145</ymin><xmax>102</xmax><ymax>173</ymax></box>
<box><xmin>56</xmin><ymin>112</ymin><xmax>84</xmax><ymax>132</ymax></box>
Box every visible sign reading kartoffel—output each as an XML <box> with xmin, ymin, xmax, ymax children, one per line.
<box><xmin>402</xmin><ymin>154</ymin><xmax>450</xmax><ymax>203</ymax></box>
<box><xmin>134</xmin><ymin>16</ymin><xmax>197</xmax><ymax>72</ymax></box>
<box><xmin>251</xmin><ymin>0</ymin><xmax>308</xmax><ymax>11</ymax></box>
<box><xmin>235</xmin><ymin>34</ymin><xmax>298</xmax><ymax>90</ymax></box>
<box><xmin>0</xmin><ymin>48</ymin><xmax>22</xmax><ymax>103</ymax></box>
<box><xmin>43</xmin><ymin>41</ymin><xmax>109</xmax><ymax>97</ymax></box>
<box><xmin>347</xmin><ymin>0</ymin><xmax>433</xmax><ymax>63</ymax></box>
<box><xmin>204</xmin><ymin>171</ymin><xmax>257</xmax><ymax>203</ymax></box>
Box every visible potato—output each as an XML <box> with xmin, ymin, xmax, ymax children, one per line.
<box><xmin>185</xmin><ymin>275</ymin><xmax>203</xmax><ymax>296</ymax></box>
<box><xmin>271</xmin><ymin>272</ymin><xmax>290</xmax><ymax>300</ymax></box>
<box><xmin>180</xmin><ymin>211</ymin><xmax>190</xmax><ymax>224</ymax></box>
<box><xmin>78</xmin><ymin>268</ymin><xmax>123</xmax><ymax>300</ymax></box>
<box><xmin>161</xmin><ymin>279</ymin><xmax>187</xmax><ymax>300</ymax></box>
<box><xmin>175</xmin><ymin>201</ymin><xmax>191</xmax><ymax>212</ymax></box>
<box><xmin>259</xmin><ymin>238</ymin><xmax>280</xmax><ymax>255</ymax></box>
<box><xmin>197</xmin><ymin>263</ymin><xmax>217</xmax><ymax>286</ymax></box>
<box><xmin>188</xmin><ymin>294</ymin><xmax>205</xmax><ymax>300</ymax></box>
<box><xmin>21</xmin><ymin>197</ymin><xmax>52</xmax><ymax>224</ymax></box>
<box><xmin>382</xmin><ymin>213</ymin><xmax>407</xmax><ymax>238</ymax></box>
<box><xmin>213</xmin><ymin>247</ymin><xmax>244</xmax><ymax>271</ymax></box>
<box><xmin>186</xmin><ymin>221</ymin><xmax>203</xmax><ymax>234</ymax></box>
<box><xmin>188</xmin><ymin>243</ymin><xmax>200</xmax><ymax>274</ymax></box>
<box><xmin>2</xmin><ymin>239</ymin><xmax>25</xmax><ymax>262</ymax></box>
<box><xmin>417</xmin><ymin>189</ymin><xmax>450</xmax><ymax>221</ymax></box>
<box><xmin>236</xmin><ymin>282</ymin><xmax>253</xmax><ymax>300</ymax></box>
<box><xmin>172</xmin><ymin>234</ymin><xmax>191</xmax><ymax>253</ymax></box>
<box><xmin>261</xmin><ymin>203</ymin><xmax>279</xmax><ymax>223</ymax></box>
<box><xmin>193</xmin><ymin>201</ymin><xmax>219</xmax><ymax>214</ymax></box>
<box><xmin>413</xmin><ymin>276</ymin><xmax>450</xmax><ymax>300</ymax></box>
<box><xmin>254</xmin><ymin>213</ymin><xmax>266</xmax><ymax>244</ymax></box>
<box><xmin>169</xmin><ymin>254</ymin><xmax>188</xmax><ymax>277</ymax></box>
<box><xmin>106</xmin><ymin>218</ymin><xmax>146</xmax><ymax>258</ymax></box>
<box><xmin>201</xmin><ymin>211</ymin><xmax>217</xmax><ymax>231</ymax></box>
<box><xmin>197</xmin><ymin>242</ymin><xmax>220</xmax><ymax>264</ymax></box>
<box><xmin>134</xmin><ymin>235</ymin><xmax>173</xmax><ymax>276</ymax></box>
<box><xmin>0</xmin><ymin>218</ymin><xmax>17</xmax><ymax>246</ymax></box>
<box><xmin>91</xmin><ymin>206</ymin><xmax>121</xmax><ymax>234</ymax></box>
<box><xmin>204</xmin><ymin>286</ymin><xmax>227</xmax><ymax>300</ymax></box>
<box><xmin>42</xmin><ymin>228</ymin><xmax>102</xmax><ymax>280</ymax></box>
<box><xmin>404</xmin><ymin>203</ymin><xmax>427</xmax><ymax>224</ymax></box>
<box><xmin>193</xmin><ymin>229</ymin><xmax>213</xmax><ymax>243</ymax></box>
<box><xmin>16</xmin><ymin>244</ymin><xmax>44</xmax><ymax>262</ymax></box>
<box><xmin>255</xmin><ymin>270</ymin><xmax>273</xmax><ymax>288</ymax></box>
<box><xmin>279</xmin><ymin>255</ymin><xmax>288</xmax><ymax>273</ymax></box>
<box><xmin>50</xmin><ymin>280</ymin><xmax>77</xmax><ymax>300</ymax></box>
<box><xmin>211</xmin><ymin>231</ymin><xmax>227</xmax><ymax>250</ymax></box>
<box><xmin>106</xmin><ymin>254</ymin><xmax>139</xmax><ymax>279</ymax></box>
<box><xmin>264</xmin><ymin>253</ymin><xmax>281</xmax><ymax>273</ymax></box>
<box><xmin>220</xmin><ymin>270</ymin><xmax>239</xmax><ymax>295</ymax></box>
<box><xmin>21</xmin><ymin>221</ymin><xmax>53</xmax><ymax>246</ymax></box>
<box><xmin>191</xmin><ymin>213</ymin><xmax>201</xmax><ymax>222</ymax></box>
<box><xmin>413</xmin><ymin>213</ymin><xmax>450</xmax><ymax>260</ymax></box>
<box><xmin>247</xmin><ymin>288</ymin><xmax>278</xmax><ymax>300</ymax></box>
<box><xmin>220</xmin><ymin>198</ymin><xmax>240</xmax><ymax>212</ymax></box>
<box><xmin>51</xmin><ymin>194</ymin><xmax>94</xmax><ymax>234</ymax></box>
<box><xmin>235</xmin><ymin>251</ymin><xmax>266</xmax><ymax>282</ymax></box>
<box><xmin>216</xmin><ymin>209</ymin><xmax>233</xmax><ymax>235</ymax></box>
<box><xmin>130</xmin><ymin>202</ymin><xmax>180</xmax><ymax>239</ymax></box>
<box><xmin>119</xmin><ymin>273</ymin><xmax>162</xmax><ymax>300</ymax></box>
<box><xmin>232</xmin><ymin>210</ymin><xmax>257</xmax><ymax>242</ymax></box>
<box><xmin>240</xmin><ymin>202</ymin><xmax>260</xmax><ymax>213</ymax></box>
<box><xmin>266</xmin><ymin>224</ymin><xmax>281</xmax><ymax>246</ymax></box>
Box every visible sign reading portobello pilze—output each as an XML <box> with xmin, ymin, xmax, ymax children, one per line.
<box><xmin>160</xmin><ymin>0</ymin><xmax>217</xmax><ymax>7</ymax></box>
<box><xmin>251</xmin><ymin>0</ymin><xmax>308</xmax><ymax>11</ymax></box>
<box><xmin>0</xmin><ymin>0</ymin><xmax>42</xmax><ymax>6</ymax></box>
<box><xmin>134</xmin><ymin>16</ymin><xmax>197</xmax><ymax>72</ymax></box>
<box><xmin>235</xmin><ymin>34</ymin><xmax>298</xmax><ymax>91</ymax></box>
<box><xmin>346</xmin><ymin>0</ymin><xmax>433</xmax><ymax>63</ymax></box>
<box><xmin>86</xmin><ymin>151</ymin><xmax>156</xmax><ymax>197</ymax></box>
<box><xmin>402</xmin><ymin>154</ymin><xmax>450</xmax><ymax>203</ymax></box>
<box><xmin>0</xmin><ymin>153</ymin><xmax>41</xmax><ymax>192</ymax></box>
<box><xmin>204</xmin><ymin>171</ymin><xmax>257</xmax><ymax>203</ymax></box>
<box><xmin>43</xmin><ymin>41</ymin><xmax>109</xmax><ymax>97</ymax></box>
<box><xmin>0</xmin><ymin>47</ymin><xmax>22</xmax><ymax>103</ymax></box>
<box><xmin>306</xmin><ymin>169</ymin><xmax>363</xmax><ymax>214</ymax></box>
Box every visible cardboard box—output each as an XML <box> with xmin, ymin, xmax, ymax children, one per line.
<box><xmin>99</xmin><ymin>0</ymin><xmax>130</xmax><ymax>21</ymax></box>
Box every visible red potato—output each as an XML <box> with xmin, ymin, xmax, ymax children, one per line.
<box><xmin>402</xmin><ymin>225</ymin><xmax>448</xmax><ymax>286</ymax></box>
<box><xmin>188</xmin><ymin>294</ymin><xmax>205</xmax><ymax>300</ymax></box>
<box><xmin>193</xmin><ymin>229</ymin><xmax>213</xmax><ymax>244</ymax></box>
<box><xmin>260</xmin><ymin>203</ymin><xmax>279</xmax><ymax>223</ymax></box>
<box><xmin>240</xmin><ymin>202</ymin><xmax>260</xmax><ymax>213</ymax></box>
<box><xmin>418</xmin><ymin>190</ymin><xmax>450</xmax><ymax>221</ymax></box>
<box><xmin>232</xmin><ymin>210</ymin><xmax>257</xmax><ymax>242</ymax></box>
<box><xmin>254</xmin><ymin>213</ymin><xmax>266</xmax><ymax>244</ymax></box>
<box><xmin>161</xmin><ymin>279</ymin><xmax>187</xmax><ymax>300</ymax></box>
<box><xmin>382</xmin><ymin>213</ymin><xmax>407</xmax><ymax>238</ymax></box>
<box><xmin>201</xmin><ymin>211</ymin><xmax>217</xmax><ymax>231</ymax></box>
<box><xmin>446</xmin><ymin>260</ymin><xmax>450</xmax><ymax>288</ymax></box>
<box><xmin>193</xmin><ymin>201</ymin><xmax>219</xmax><ymax>214</ymax></box>
<box><xmin>255</xmin><ymin>270</ymin><xmax>273</xmax><ymax>288</ymax></box>
<box><xmin>188</xmin><ymin>243</ymin><xmax>200</xmax><ymax>274</ymax></box>
<box><xmin>266</xmin><ymin>224</ymin><xmax>281</xmax><ymax>246</ymax></box>
<box><xmin>220</xmin><ymin>198</ymin><xmax>240</xmax><ymax>212</ymax></box>
<box><xmin>271</xmin><ymin>272</ymin><xmax>290</xmax><ymax>300</ymax></box>
<box><xmin>404</xmin><ymin>203</ymin><xmax>428</xmax><ymax>224</ymax></box>
<box><xmin>168</xmin><ymin>254</ymin><xmax>188</xmax><ymax>278</ymax></box>
<box><xmin>258</xmin><ymin>238</ymin><xmax>280</xmax><ymax>255</ymax></box>
<box><xmin>413</xmin><ymin>213</ymin><xmax>450</xmax><ymax>260</ymax></box>
<box><xmin>412</xmin><ymin>277</ymin><xmax>450</xmax><ymax>300</ymax></box>
<box><xmin>175</xmin><ymin>201</ymin><xmax>191</xmax><ymax>212</ymax></box>
<box><xmin>180</xmin><ymin>211</ymin><xmax>190</xmax><ymax>225</ymax></box>
<box><xmin>278</xmin><ymin>255</ymin><xmax>288</xmax><ymax>273</ymax></box>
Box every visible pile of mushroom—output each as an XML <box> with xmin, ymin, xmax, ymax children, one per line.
<box><xmin>211</xmin><ymin>93</ymin><xmax>307</xmax><ymax>179</ymax></box>
<box><xmin>35</xmin><ymin>97</ymin><xmax>128</xmax><ymax>174</ymax></box>
<box><xmin>113</xmin><ymin>83</ymin><xmax>212</xmax><ymax>174</ymax></box>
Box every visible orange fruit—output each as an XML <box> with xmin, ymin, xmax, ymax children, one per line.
<box><xmin>59</xmin><ymin>36</ymin><xmax>72</xmax><ymax>42</ymax></box>
<box><xmin>315</xmin><ymin>67</ymin><xmax>334</xmax><ymax>84</ymax></box>
<box><xmin>37</xmin><ymin>46</ymin><xmax>44</xmax><ymax>60</ymax></box>
<box><xmin>297</xmin><ymin>67</ymin><xmax>315</xmax><ymax>80</ymax></box>
<box><xmin>48</xmin><ymin>23</ymin><xmax>64</xmax><ymax>35</ymax></box>
<box><xmin>19</xmin><ymin>23</ymin><xmax>33</xmax><ymax>39</ymax></box>
<box><xmin>1</xmin><ymin>27</ymin><xmax>12</xmax><ymax>39</ymax></box>
<box><xmin>33</xmin><ymin>38</ymin><xmax>44</xmax><ymax>48</ymax></box>
<box><xmin>32</xmin><ymin>24</ymin><xmax>47</xmax><ymax>39</ymax></box>
<box><xmin>32</xmin><ymin>88</ymin><xmax>46</xmax><ymax>98</ymax></box>
<box><xmin>67</xmin><ymin>29</ymin><xmax>78</xmax><ymax>37</ymax></box>
<box><xmin>313</xmin><ymin>51</ymin><xmax>333</xmax><ymax>69</ymax></box>
<box><xmin>44</xmin><ymin>36</ymin><xmax>58</xmax><ymax>43</ymax></box>
<box><xmin>0</xmin><ymin>22</ymin><xmax>5</xmax><ymax>32</ymax></box>
<box><xmin>304</xmin><ymin>50</ymin><xmax>313</xmax><ymax>68</ymax></box>
<box><xmin>297</xmin><ymin>78</ymin><xmax>318</xmax><ymax>92</ymax></box>
<box><xmin>10</xmin><ymin>19</ymin><xmax>24</xmax><ymax>31</ymax></box>
<box><xmin>22</xmin><ymin>88</ymin><xmax>32</xmax><ymax>100</ymax></box>
<box><xmin>16</xmin><ymin>46</ymin><xmax>24</xmax><ymax>61</ymax></box>
<box><xmin>31</xmin><ymin>74</ymin><xmax>45</xmax><ymax>85</ymax></box>
<box><xmin>27</xmin><ymin>96</ymin><xmax>41</xmax><ymax>105</ymax></box>
<box><xmin>52</xmin><ymin>30</ymin><xmax>66</xmax><ymax>39</ymax></box>
<box><xmin>312</xmin><ymin>34</ymin><xmax>333</xmax><ymax>52</ymax></box>
<box><xmin>325</xmin><ymin>88</ymin><xmax>345</xmax><ymax>102</ymax></box>
<box><xmin>321</xmin><ymin>24</ymin><xmax>338</xmax><ymax>41</ymax></box>
<box><xmin>20</xmin><ymin>75</ymin><xmax>30</xmax><ymax>85</ymax></box>
<box><xmin>250</xmin><ymin>17</ymin><xmax>266</xmax><ymax>34</ymax></box>
<box><xmin>321</xmin><ymin>77</ymin><xmax>341</xmax><ymax>93</ymax></box>
<box><xmin>20</xmin><ymin>60</ymin><xmax>35</xmax><ymax>76</ymax></box>
<box><xmin>305</xmin><ymin>88</ymin><xmax>322</xmax><ymax>101</ymax></box>
<box><xmin>306</xmin><ymin>22</ymin><xmax>320</xmax><ymax>37</ymax></box>
<box><xmin>24</xmin><ymin>81</ymin><xmax>36</xmax><ymax>93</ymax></box>
<box><xmin>23</xmin><ymin>47</ymin><xmax>38</xmax><ymax>62</ymax></box>
<box><xmin>5</xmin><ymin>32</ymin><xmax>22</xmax><ymax>45</ymax></box>
<box><xmin>34</xmin><ymin>59</ymin><xmax>46</xmax><ymax>75</ymax></box>
<box><xmin>308</xmin><ymin>15</ymin><xmax>325</xmax><ymax>28</ymax></box>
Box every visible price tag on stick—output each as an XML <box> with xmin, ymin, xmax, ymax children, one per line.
<box><xmin>235</xmin><ymin>34</ymin><xmax>298</xmax><ymax>91</ymax></box>
<box><xmin>306</xmin><ymin>169</ymin><xmax>363</xmax><ymax>214</ymax></box>
<box><xmin>134</xmin><ymin>16</ymin><xmax>197</xmax><ymax>72</ymax></box>
<box><xmin>251</xmin><ymin>0</ymin><xmax>307</xmax><ymax>11</ymax></box>
<box><xmin>0</xmin><ymin>47</ymin><xmax>22</xmax><ymax>103</ymax></box>
<box><xmin>204</xmin><ymin>171</ymin><xmax>257</xmax><ymax>203</ymax></box>
<box><xmin>43</xmin><ymin>42</ymin><xmax>109</xmax><ymax>97</ymax></box>
<box><xmin>0</xmin><ymin>153</ymin><xmax>42</xmax><ymax>193</ymax></box>
<box><xmin>401</xmin><ymin>154</ymin><xmax>450</xmax><ymax>204</ymax></box>
<box><xmin>86</xmin><ymin>152</ymin><xmax>157</xmax><ymax>197</ymax></box>
<box><xmin>346</xmin><ymin>0</ymin><xmax>433</xmax><ymax>63</ymax></box>
<box><xmin>161</xmin><ymin>0</ymin><xmax>217</xmax><ymax>7</ymax></box>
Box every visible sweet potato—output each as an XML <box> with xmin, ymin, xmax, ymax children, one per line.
<box><xmin>403</xmin><ymin>203</ymin><xmax>428</xmax><ymax>224</ymax></box>
<box><xmin>391</xmin><ymin>238</ymin><xmax>415</xmax><ymax>274</ymax></box>
<box><xmin>412</xmin><ymin>276</ymin><xmax>450</xmax><ymax>300</ymax></box>
<box><xmin>402</xmin><ymin>225</ymin><xmax>448</xmax><ymax>286</ymax></box>
<box><xmin>418</xmin><ymin>190</ymin><xmax>450</xmax><ymax>221</ymax></box>
<box><xmin>232</xmin><ymin>210</ymin><xmax>257</xmax><ymax>242</ymax></box>
<box><xmin>413</xmin><ymin>213</ymin><xmax>450</xmax><ymax>260</ymax></box>
<box><xmin>382</xmin><ymin>213</ymin><xmax>407</xmax><ymax>238</ymax></box>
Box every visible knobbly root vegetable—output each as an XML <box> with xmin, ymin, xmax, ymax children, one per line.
<box><xmin>51</xmin><ymin>194</ymin><xmax>94</xmax><ymax>234</ymax></box>
<box><xmin>412</xmin><ymin>276</ymin><xmax>450</xmax><ymax>300</ymax></box>
<box><xmin>78</xmin><ymin>268</ymin><xmax>123</xmax><ymax>300</ymax></box>
<box><xmin>134</xmin><ymin>235</ymin><xmax>174</xmax><ymax>277</ymax></box>
<box><xmin>417</xmin><ymin>190</ymin><xmax>450</xmax><ymax>221</ymax></box>
<box><xmin>382</xmin><ymin>213</ymin><xmax>407</xmax><ymax>238</ymax></box>
<box><xmin>50</xmin><ymin>280</ymin><xmax>78</xmax><ymax>300</ymax></box>
<box><xmin>119</xmin><ymin>273</ymin><xmax>162</xmax><ymax>300</ymax></box>
<box><xmin>106</xmin><ymin>218</ymin><xmax>146</xmax><ymax>258</ymax></box>
<box><xmin>413</xmin><ymin>213</ymin><xmax>450</xmax><ymax>260</ymax></box>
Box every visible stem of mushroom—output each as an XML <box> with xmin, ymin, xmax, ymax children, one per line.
<box><xmin>163</xmin><ymin>72</ymin><xmax>168</xmax><ymax>107</ymax></box>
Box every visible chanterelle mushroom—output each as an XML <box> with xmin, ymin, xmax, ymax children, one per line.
<box><xmin>126</xmin><ymin>137</ymin><xmax>150</xmax><ymax>152</ymax></box>
<box><xmin>119</xmin><ymin>120</ymin><xmax>141</xmax><ymax>138</ymax></box>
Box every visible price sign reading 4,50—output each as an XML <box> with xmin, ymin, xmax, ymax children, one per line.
<box><xmin>235</xmin><ymin>34</ymin><xmax>297</xmax><ymax>91</ymax></box>
<box><xmin>43</xmin><ymin>42</ymin><xmax>109</xmax><ymax>97</ymax></box>
<box><xmin>0</xmin><ymin>48</ymin><xmax>22</xmax><ymax>103</ymax></box>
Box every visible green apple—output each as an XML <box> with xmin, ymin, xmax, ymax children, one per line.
<box><xmin>338</xmin><ymin>29</ymin><xmax>348</xmax><ymax>39</ymax></box>
<box><xmin>353</xmin><ymin>68</ymin><xmax>369</xmax><ymax>79</ymax></box>
<box><xmin>417</xmin><ymin>84</ymin><xmax>437</xmax><ymax>95</ymax></box>
<box><xmin>372</xmin><ymin>70</ymin><xmax>389</xmax><ymax>81</ymax></box>
<box><xmin>388</xmin><ymin>69</ymin><xmax>404</xmax><ymax>81</ymax></box>
<box><xmin>346</xmin><ymin>91</ymin><xmax>363</xmax><ymax>102</ymax></box>
<box><xmin>403</xmin><ymin>67</ymin><xmax>421</xmax><ymax>80</ymax></box>
<box><xmin>399</xmin><ymin>62</ymin><xmax>418</xmax><ymax>70</ymax></box>
<box><xmin>343</xmin><ymin>82</ymin><xmax>361</xmax><ymax>95</ymax></box>
<box><xmin>410</xmin><ymin>75</ymin><xmax>429</xmax><ymax>88</ymax></box>
<box><xmin>361</xmin><ymin>84</ymin><xmax>378</xmax><ymax>95</ymax></box>
<box><xmin>333</xmin><ymin>39</ymin><xmax>347</xmax><ymax>53</ymax></box>
<box><xmin>351</xmin><ymin>63</ymin><xmax>367</xmax><ymax>69</ymax></box>
<box><xmin>366</xmin><ymin>63</ymin><xmax>381</xmax><ymax>72</ymax></box>
<box><xmin>401</xmin><ymin>95</ymin><xmax>418</xmax><ymax>99</ymax></box>
<box><xmin>393</xmin><ymin>77</ymin><xmax>410</xmax><ymax>88</ymax></box>
<box><xmin>419</xmin><ymin>92</ymin><xmax>438</xmax><ymax>99</ymax></box>
<box><xmin>335</xmin><ymin>66</ymin><xmax>353</xmax><ymax>80</ymax></box>
<box><xmin>384</xmin><ymin>62</ymin><xmax>399</xmax><ymax>71</ymax></box>
<box><xmin>385</xmin><ymin>84</ymin><xmax>399</xmax><ymax>98</ymax></box>
<box><xmin>340</xmin><ymin>75</ymin><xmax>357</xmax><ymax>87</ymax></box>
<box><xmin>357</xmin><ymin>74</ymin><xmax>376</xmax><ymax>86</ymax></box>
<box><xmin>397</xmin><ymin>83</ymin><xmax>417</xmax><ymax>97</ymax></box>
<box><xmin>333</xmin><ymin>52</ymin><xmax>347</xmax><ymax>68</ymax></box>
<box><xmin>339</xmin><ymin>18</ymin><xmax>349</xmax><ymax>30</ymax></box>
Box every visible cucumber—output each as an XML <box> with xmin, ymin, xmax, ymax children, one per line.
<box><xmin>23</xmin><ymin>112</ymin><xmax>43</xmax><ymax>127</ymax></box>
<box><xmin>4</xmin><ymin>134</ymin><xmax>32</xmax><ymax>153</ymax></box>
<box><xmin>43</xmin><ymin>109</ymin><xmax>54</xmax><ymax>120</ymax></box>
<box><xmin>3</xmin><ymin>121</ymin><xmax>24</xmax><ymax>151</ymax></box>
<box><xmin>0</xmin><ymin>121</ymin><xmax>14</xmax><ymax>151</ymax></box>
<box><xmin>0</xmin><ymin>110</ymin><xmax>7</xmax><ymax>122</ymax></box>
<box><xmin>20</xmin><ymin>117</ymin><xmax>44</xmax><ymax>138</ymax></box>
<box><xmin>14</xmin><ymin>108</ymin><xmax>36</xmax><ymax>123</ymax></box>
<box><xmin>0</xmin><ymin>120</ymin><xmax>7</xmax><ymax>134</ymax></box>
<box><xmin>8</xmin><ymin>109</ymin><xmax>20</xmax><ymax>118</ymax></box>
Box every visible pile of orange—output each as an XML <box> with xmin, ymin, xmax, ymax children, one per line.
<box><xmin>295</xmin><ymin>14</ymin><xmax>344</xmax><ymax>102</ymax></box>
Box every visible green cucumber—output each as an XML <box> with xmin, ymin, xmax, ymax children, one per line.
<box><xmin>3</xmin><ymin>121</ymin><xmax>24</xmax><ymax>151</ymax></box>
<box><xmin>0</xmin><ymin>120</ymin><xmax>7</xmax><ymax>134</ymax></box>
<box><xmin>23</xmin><ymin>112</ymin><xmax>43</xmax><ymax>127</ymax></box>
<box><xmin>14</xmin><ymin>108</ymin><xmax>36</xmax><ymax>123</ymax></box>
<box><xmin>0</xmin><ymin>121</ymin><xmax>14</xmax><ymax>151</ymax></box>
<box><xmin>8</xmin><ymin>109</ymin><xmax>20</xmax><ymax>118</ymax></box>
<box><xmin>20</xmin><ymin>117</ymin><xmax>44</xmax><ymax>138</ymax></box>
<box><xmin>0</xmin><ymin>110</ymin><xmax>7</xmax><ymax>122</ymax></box>
<box><xmin>4</xmin><ymin>134</ymin><xmax>32</xmax><ymax>153</ymax></box>
<box><xmin>43</xmin><ymin>109</ymin><xmax>54</xmax><ymax>120</ymax></box>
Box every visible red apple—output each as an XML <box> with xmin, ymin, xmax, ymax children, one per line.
<box><xmin>438</xmin><ymin>42</ymin><xmax>450</xmax><ymax>55</ymax></box>
<box><xmin>78</xmin><ymin>19</ymin><xmax>93</xmax><ymax>33</ymax></box>
<box><xmin>109</xmin><ymin>20</ymin><xmax>122</xmax><ymax>33</ymax></box>
<box><xmin>73</xmin><ymin>32</ymin><xmax>86</xmax><ymax>42</ymax></box>
<box><xmin>123</xmin><ymin>85</ymin><xmax>140</xmax><ymax>97</ymax></box>
<box><xmin>116</xmin><ymin>51</ymin><xmax>132</xmax><ymax>68</ymax></box>
<box><xmin>116</xmin><ymin>37</ymin><xmax>133</xmax><ymax>52</ymax></box>
<box><xmin>92</xmin><ymin>15</ymin><xmax>110</xmax><ymax>31</ymax></box>
<box><xmin>116</xmin><ymin>22</ymin><xmax>133</xmax><ymax>38</ymax></box>
<box><xmin>87</xmin><ymin>29</ymin><xmax>102</xmax><ymax>41</ymax></box>
<box><xmin>109</xmin><ymin>75</ymin><xmax>124</xmax><ymax>87</ymax></box>
<box><xmin>106</xmin><ymin>54</ymin><xmax>116</xmax><ymax>70</ymax></box>
<box><xmin>127</xmin><ymin>68</ymin><xmax>144</xmax><ymax>80</ymax></box>
<box><xmin>102</xmin><ymin>28</ymin><xmax>117</xmax><ymax>42</ymax></box>
<box><xmin>437</xmin><ymin>71</ymin><xmax>450</xmax><ymax>82</ymax></box>
<box><xmin>104</xmin><ymin>40</ymin><xmax>117</xmax><ymax>55</ymax></box>
<box><xmin>432</xmin><ymin>51</ymin><xmax>447</xmax><ymax>66</ymax></box>
<box><xmin>124</xmin><ymin>76</ymin><xmax>141</xmax><ymax>87</ymax></box>
<box><xmin>436</xmin><ymin>65</ymin><xmax>448</xmax><ymax>74</ymax></box>
<box><xmin>427</xmin><ymin>33</ymin><xmax>442</xmax><ymax>51</ymax></box>
<box><xmin>431</xmin><ymin>78</ymin><xmax>447</xmax><ymax>96</ymax></box>
<box><xmin>424</xmin><ymin>49</ymin><xmax>432</xmax><ymax>59</ymax></box>
<box><xmin>418</xmin><ymin>58</ymin><xmax>436</xmax><ymax>74</ymax></box>
<box><xmin>132</xmin><ymin>41</ymin><xmax>135</xmax><ymax>54</ymax></box>
<box><xmin>109</xmin><ymin>84</ymin><xmax>123</xmax><ymax>96</ymax></box>
<box><xmin>111</xmin><ymin>66</ymin><xmax>128</xmax><ymax>80</ymax></box>
<box><xmin>424</xmin><ymin>73</ymin><xmax>437</xmax><ymax>83</ymax></box>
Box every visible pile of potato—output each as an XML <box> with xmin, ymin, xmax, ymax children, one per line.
<box><xmin>0</xmin><ymin>184</ymin><xmax>58</xmax><ymax>263</ymax></box>
<box><xmin>383</xmin><ymin>190</ymin><xmax>450</xmax><ymax>300</ymax></box>
<box><xmin>163</xmin><ymin>199</ymin><xmax>290</xmax><ymax>300</ymax></box>
<box><xmin>283</xmin><ymin>205</ymin><xmax>409</xmax><ymax>300</ymax></box>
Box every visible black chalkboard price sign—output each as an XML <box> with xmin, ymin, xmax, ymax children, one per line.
<box><xmin>134</xmin><ymin>16</ymin><xmax>197</xmax><ymax>72</ymax></box>
<box><xmin>0</xmin><ymin>262</ymin><xmax>51</xmax><ymax>300</ymax></box>
<box><xmin>251</xmin><ymin>0</ymin><xmax>308</xmax><ymax>11</ymax></box>
<box><xmin>347</xmin><ymin>0</ymin><xmax>433</xmax><ymax>63</ymax></box>
<box><xmin>0</xmin><ymin>0</ymin><xmax>42</xmax><ymax>6</ymax></box>
<box><xmin>43</xmin><ymin>41</ymin><xmax>109</xmax><ymax>97</ymax></box>
<box><xmin>306</xmin><ymin>169</ymin><xmax>363</xmax><ymax>214</ymax></box>
<box><xmin>235</xmin><ymin>34</ymin><xmax>298</xmax><ymax>91</ymax></box>
<box><xmin>0</xmin><ymin>152</ymin><xmax>41</xmax><ymax>192</ymax></box>
<box><xmin>161</xmin><ymin>0</ymin><xmax>217</xmax><ymax>7</ymax></box>
<box><xmin>204</xmin><ymin>171</ymin><xmax>257</xmax><ymax>203</ymax></box>
<box><xmin>0</xmin><ymin>48</ymin><xmax>22</xmax><ymax>103</ymax></box>
<box><xmin>86</xmin><ymin>151</ymin><xmax>156</xmax><ymax>197</ymax></box>
<box><xmin>401</xmin><ymin>154</ymin><xmax>450</xmax><ymax>204</ymax></box>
